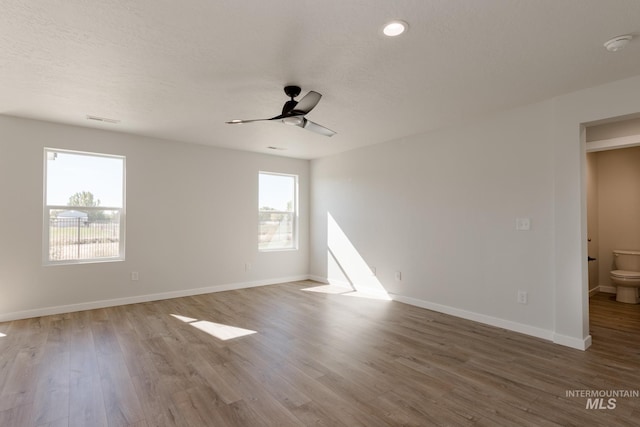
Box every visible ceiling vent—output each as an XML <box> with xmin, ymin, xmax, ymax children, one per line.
<box><xmin>86</xmin><ymin>115</ymin><xmax>120</xmax><ymax>124</ymax></box>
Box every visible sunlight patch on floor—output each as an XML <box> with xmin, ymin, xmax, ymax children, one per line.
<box><xmin>302</xmin><ymin>283</ymin><xmax>391</xmax><ymax>301</ymax></box>
<box><xmin>170</xmin><ymin>314</ymin><xmax>256</xmax><ymax>340</ymax></box>
<box><xmin>171</xmin><ymin>314</ymin><xmax>198</xmax><ymax>323</ymax></box>
<box><xmin>302</xmin><ymin>284</ymin><xmax>353</xmax><ymax>294</ymax></box>
<box><xmin>0</xmin><ymin>332</ymin><xmax>5</xmax><ymax>338</ymax></box>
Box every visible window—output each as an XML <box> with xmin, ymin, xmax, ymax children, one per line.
<box><xmin>259</xmin><ymin>172</ymin><xmax>298</xmax><ymax>251</ymax></box>
<box><xmin>43</xmin><ymin>148</ymin><xmax>125</xmax><ymax>264</ymax></box>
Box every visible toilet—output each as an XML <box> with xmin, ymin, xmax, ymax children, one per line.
<box><xmin>610</xmin><ymin>249</ymin><xmax>640</xmax><ymax>304</ymax></box>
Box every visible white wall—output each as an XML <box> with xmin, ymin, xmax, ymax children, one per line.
<box><xmin>311</xmin><ymin>75</ymin><xmax>640</xmax><ymax>350</ymax></box>
<box><xmin>0</xmin><ymin>115</ymin><xmax>309</xmax><ymax>320</ymax></box>
<box><xmin>311</xmin><ymin>101</ymin><xmax>557</xmax><ymax>338</ymax></box>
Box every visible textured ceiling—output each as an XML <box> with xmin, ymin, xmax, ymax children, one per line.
<box><xmin>1</xmin><ymin>0</ymin><xmax>640</xmax><ymax>159</ymax></box>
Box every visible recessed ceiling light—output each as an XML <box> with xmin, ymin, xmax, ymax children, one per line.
<box><xmin>383</xmin><ymin>20</ymin><xmax>408</xmax><ymax>37</ymax></box>
<box><xmin>604</xmin><ymin>35</ymin><xmax>633</xmax><ymax>52</ymax></box>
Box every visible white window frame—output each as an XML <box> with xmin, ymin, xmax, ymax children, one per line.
<box><xmin>258</xmin><ymin>171</ymin><xmax>298</xmax><ymax>252</ymax></box>
<box><xmin>43</xmin><ymin>148</ymin><xmax>126</xmax><ymax>265</ymax></box>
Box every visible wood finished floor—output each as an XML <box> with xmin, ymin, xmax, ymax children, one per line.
<box><xmin>0</xmin><ymin>282</ymin><xmax>639</xmax><ymax>426</ymax></box>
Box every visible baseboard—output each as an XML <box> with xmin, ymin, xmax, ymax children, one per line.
<box><xmin>308</xmin><ymin>274</ymin><xmax>330</xmax><ymax>284</ymax></box>
<box><xmin>5</xmin><ymin>274</ymin><xmax>591</xmax><ymax>351</ymax></box>
<box><xmin>308</xmin><ymin>275</ymin><xmax>353</xmax><ymax>288</ymax></box>
<box><xmin>598</xmin><ymin>285</ymin><xmax>617</xmax><ymax>294</ymax></box>
<box><xmin>552</xmin><ymin>333</ymin><xmax>592</xmax><ymax>350</ymax></box>
<box><xmin>390</xmin><ymin>293</ymin><xmax>592</xmax><ymax>351</ymax></box>
<box><xmin>293</xmin><ymin>275</ymin><xmax>593</xmax><ymax>351</ymax></box>
<box><xmin>389</xmin><ymin>293</ymin><xmax>555</xmax><ymax>343</ymax></box>
<box><xmin>588</xmin><ymin>285</ymin><xmax>617</xmax><ymax>296</ymax></box>
<box><xmin>0</xmin><ymin>275</ymin><xmax>310</xmax><ymax>322</ymax></box>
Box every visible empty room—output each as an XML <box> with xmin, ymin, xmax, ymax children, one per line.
<box><xmin>1</xmin><ymin>1</ymin><xmax>640</xmax><ymax>426</ymax></box>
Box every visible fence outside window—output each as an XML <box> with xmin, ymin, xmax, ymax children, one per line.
<box><xmin>259</xmin><ymin>211</ymin><xmax>294</xmax><ymax>250</ymax></box>
<box><xmin>48</xmin><ymin>210</ymin><xmax>121</xmax><ymax>261</ymax></box>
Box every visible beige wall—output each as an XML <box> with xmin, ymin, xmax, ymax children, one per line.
<box><xmin>594</xmin><ymin>146</ymin><xmax>640</xmax><ymax>288</ymax></box>
<box><xmin>586</xmin><ymin>153</ymin><xmax>599</xmax><ymax>291</ymax></box>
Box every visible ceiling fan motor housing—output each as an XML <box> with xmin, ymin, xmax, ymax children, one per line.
<box><xmin>284</xmin><ymin>85</ymin><xmax>302</xmax><ymax>99</ymax></box>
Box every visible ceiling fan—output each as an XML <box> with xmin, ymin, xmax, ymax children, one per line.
<box><xmin>226</xmin><ymin>86</ymin><xmax>336</xmax><ymax>137</ymax></box>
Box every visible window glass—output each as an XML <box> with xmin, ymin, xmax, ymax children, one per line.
<box><xmin>44</xmin><ymin>148</ymin><xmax>125</xmax><ymax>264</ymax></box>
<box><xmin>259</xmin><ymin>172</ymin><xmax>297</xmax><ymax>251</ymax></box>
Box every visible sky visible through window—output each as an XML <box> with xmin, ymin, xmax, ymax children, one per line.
<box><xmin>259</xmin><ymin>173</ymin><xmax>295</xmax><ymax>211</ymax></box>
<box><xmin>46</xmin><ymin>150</ymin><xmax>124</xmax><ymax>207</ymax></box>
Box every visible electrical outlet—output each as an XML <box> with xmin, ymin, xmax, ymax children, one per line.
<box><xmin>131</xmin><ymin>272</ymin><xmax>139</xmax><ymax>281</ymax></box>
<box><xmin>516</xmin><ymin>218</ymin><xmax>531</xmax><ymax>231</ymax></box>
<box><xmin>245</xmin><ymin>262</ymin><xmax>252</xmax><ymax>272</ymax></box>
<box><xmin>517</xmin><ymin>291</ymin><xmax>528</xmax><ymax>304</ymax></box>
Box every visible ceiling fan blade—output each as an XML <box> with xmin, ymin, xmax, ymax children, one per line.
<box><xmin>225</xmin><ymin>118</ymin><xmax>270</xmax><ymax>124</ymax></box>
<box><xmin>292</xmin><ymin>91</ymin><xmax>322</xmax><ymax>114</ymax></box>
<box><xmin>302</xmin><ymin>119</ymin><xmax>336</xmax><ymax>137</ymax></box>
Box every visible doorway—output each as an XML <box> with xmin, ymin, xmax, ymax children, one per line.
<box><xmin>585</xmin><ymin>116</ymin><xmax>640</xmax><ymax>334</ymax></box>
